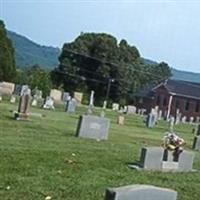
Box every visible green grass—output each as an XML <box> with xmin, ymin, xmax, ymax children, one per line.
<box><xmin>0</xmin><ymin>101</ymin><xmax>199</xmax><ymax>200</ymax></box>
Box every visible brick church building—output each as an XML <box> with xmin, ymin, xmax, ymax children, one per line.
<box><xmin>136</xmin><ymin>79</ymin><xmax>200</xmax><ymax>121</ymax></box>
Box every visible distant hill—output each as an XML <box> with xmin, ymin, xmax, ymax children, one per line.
<box><xmin>7</xmin><ymin>31</ymin><xmax>200</xmax><ymax>83</ymax></box>
<box><xmin>172</xmin><ymin>68</ymin><xmax>200</xmax><ymax>83</ymax></box>
<box><xmin>143</xmin><ymin>58</ymin><xmax>200</xmax><ymax>83</ymax></box>
<box><xmin>7</xmin><ymin>30</ymin><xmax>60</xmax><ymax>69</ymax></box>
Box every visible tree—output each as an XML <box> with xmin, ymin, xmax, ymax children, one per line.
<box><xmin>0</xmin><ymin>20</ymin><xmax>16</xmax><ymax>81</ymax></box>
<box><xmin>51</xmin><ymin>32</ymin><xmax>172</xmax><ymax>105</ymax></box>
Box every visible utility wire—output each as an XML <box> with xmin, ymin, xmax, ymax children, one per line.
<box><xmin>63</xmin><ymin>49</ymin><xmax>170</xmax><ymax>81</ymax></box>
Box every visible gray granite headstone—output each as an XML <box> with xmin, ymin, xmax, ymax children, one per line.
<box><xmin>139</xmin><ymin>147</ymin><xmax>164</xmax><ymax>170</ymax></box>
<box><xmin>67</xmin><ymin>98</ymin><xmax>77</xmax><ymax>113</ymax></box>
<box><xmin>193</xmin><ymin>136</ymin><xmax>200</xmax><ymax>151</ymax></box>
<box><xmin>105</xmin><ymin>185</ymin><xmax>177</xmax><ymax>200</ymax></box>
<box><xmin>146</xmin><ymin>113</ymin><xmax>157</xmax><ymax>128</ymax></box>
<box><xmin>76</xmin><ymin>115</ymin><xmax>110</xmax><ymax>140</ymax></box>
<box><xmin>63</xmin><ymin>92</ymin><xmax>70</xmax><ymax>102</ymax></box>
<box><xmin>197</xmin><ymin>124</ymin><xmax>200</xmax><ymax>136</ymax></box>
<box><xmin>178</xmin><ymin>151</ymin><xmax>194</xmax><ymax>172</ymax></box>
<box><xmin>127</xmin><ymin>105</ymin><xmax>136</xmax><ymax>114</ymax></box>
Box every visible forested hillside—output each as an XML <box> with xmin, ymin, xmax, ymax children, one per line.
<box><xmin>7</xmin><ymin>31</ymin><xmax>60</xmax><ymax>68</ymax></box>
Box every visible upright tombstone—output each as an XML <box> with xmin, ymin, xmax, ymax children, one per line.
<box><xmin>189</xmin><ymin>116</ymin><xmax>194</xmax><ymax>124</ymax></box>
<box><xmin>117</xmin><ymin>115</ymin><xmax>125</xmax><ymax>125</ymax></box>
<box><xmin>76</xmin><ymin>115</ymin><xmax>110</xmax><ymax>140</ymax></box>
<box><xmin>197</xmin><ymin>124</ymin><xmax>200</xmax><ymax>136</ymax></box>
<box><xmin>175</xmin><ymin>109</ymin><xmax>181</xmax><ymax>125</ymax></box>
<box><xmin>43</xmin><ymin>96</ymin><xmax>55</xmax><ymax>109</ymax></box>
<box><xmin>0</xmin><ymin>81</ymin><xmax>15</xmax><ymax>95</ymax></box>
<box><xmin>112</xmin><ymin>103</ymin><xmax>119</xmax><ymax>111</ymax></box>
<box><xmin>158</xmin><ymin>110</ymin><xmax>163</xmax><ymax>120</ymax></box>
<box><xmin>87</xmin><ymin>90</ymin><xmax>94</xmax><ymax>114</ymax></box>
<box><xmin>62</xmin><ymin>92</ymin><xmax>70</xmax><ymax>102</ymax></box>
<box><xmin>74</xmin><ymin>91</ymin><xmax>83</xmax><ymax>104</ymax></box>
<box><xmin>105</xmin><ymin>185</ymin><xmax>177</xmax><ymax>200</ymax></box>
<box><xmin>193</xmin><ymin>136</ymin><xmax>200</xmax><ymax>151</ymax></box>
<box><xmin>146</xmin><ymin>112</ymin><xmax>157</xmax><ymax>128</ymax></box>
<box><xmin>181</xmin><ymin>116</ymin><xmax>187</xmax><ymax>123</ymax></box>
<box><xmin>169</xmin><ymin>116</ymin><xmax>175</xmax><ymax>132</ymax></box>
<box><xmin>0</xmin><ymin>94</ymin><xmax>2</xmax><ymax>102</ymax></box>
<box><xmin>139</xmin><ymin>147</ymin><xmax>164</xmax><ymax>170</ymax></box>
<box><xmin>178</xmin><ymin>151</ymin><xmax>195</xmax><ymax>171</ymax></box>
<box><xmin>195</xmin><ymin>117</ymin><xmax>200</xmax><ymax>124</ymax></box>
<box><xmin>10</xmin><ymin>95</ymin><xmax>16</xmax><ymax>103</ymax></box>
<box><xmin>127</xmin><ymin>105</ymin><xmax>136</xmax><ymax>114</ymax></box>
<box><xmin>15</xmin><ymin>87</ymin><xmax>31</xmax><ymax>120</ymax></box>
<box><xmin>50</xmin><ymin>89</ymin><xmax>62</xmax><ymax>102</ymax></box>
<box><xmin>67</xmin><ymin>98</ymin><xmax>77</xmax><ymax>113</ymax></box>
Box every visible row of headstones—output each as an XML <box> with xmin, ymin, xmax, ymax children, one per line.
<box><xmin>112</xmin><ymin>104</ymin><xmax>146</xmax><ymax>115</ymax></box>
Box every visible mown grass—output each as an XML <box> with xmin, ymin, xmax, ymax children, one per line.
<box><xmin>0</xmin><ymin>101</ymin><xmax>199</xmax><ymax>200</ymax></box>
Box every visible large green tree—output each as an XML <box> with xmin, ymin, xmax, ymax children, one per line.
<box><xmin>0</xmin><ymin>20</ymin><xmax>16</xmax><ymax>81</ymax></box>
<box><xmin>52</xmin><ymin>33</ymin><xmax>171</xmax><ymax>105</ymax></box>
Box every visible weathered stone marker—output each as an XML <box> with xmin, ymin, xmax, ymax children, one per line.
<box><xmin>15</xmin><ymin>87</ymin><xmax>31</xmax><ymax>120</ymax></box>
<box><xmin>76</xmin><ymin>115</ymin><xmax>110</xmax><ymax>140</ymax></box>
<box><xmin>105</xmin><ymin>185</ymin><xmax>177</xmax><ymax>200</ymax></box>
<box><xmin>139</xmin><ymin>147</ymin><xmax>164</xmax><ymax>170</ymax></box>
<box><xmin>178</xmin><ymin>151</ymin><xmax>194</xmax><ymax>171</ymax></box>
<box><xmin>193</xmin><ymin>136</ymin><xmax>200</xmax><ymax>151</ymax></box>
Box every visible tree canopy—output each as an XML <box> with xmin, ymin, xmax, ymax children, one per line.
<box><xmin>52</xmin><ymin>32</ymin><xmax>172</xmax><ymax>105</ymax></box>
<box><xmin>0</xmin><ymin>20</ymin><xmax>16</xmax><ymax>81</ymax></box>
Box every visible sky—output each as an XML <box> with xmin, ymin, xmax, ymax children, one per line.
<box><xmin>0</xmin><ymin>0</ymin><xmax>200</xmax><ymax>73</ymax></box>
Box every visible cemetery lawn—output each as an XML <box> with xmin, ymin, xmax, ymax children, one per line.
<box><xmin>0</xmin><ymin>102</ymin><xmax>199</xmax><ymax>200</ymax></box>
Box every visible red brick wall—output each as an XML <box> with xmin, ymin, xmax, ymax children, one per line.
<box><xmin>137</xmin><ymin>86</ymin><xmax>200</xmax><ymax>120</ymax></box>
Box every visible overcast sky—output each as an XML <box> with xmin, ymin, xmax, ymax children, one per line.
<box><xmin>1</xmin><ymin>0</ymin><xmax>200</xmax><ymax>73</ymax></box>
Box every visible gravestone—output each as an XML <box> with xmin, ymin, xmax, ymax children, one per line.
<box><xmin>193</xmin><ymin>136</ymin><xmax>200</xmax><ymax>151</ymax></box>
<box><xmin>87</xmin><ymin>90</ymin><xmax>94</xmax><ymax>114</ymax></box>
<box><xmin>76</xmin><ymin>115</ymin><xmax>110</xmax><ymax>140</ymax></box>
<box><xmin>139</xmin><ymin>147</ymin><xmax>164</xmax><ymax>170</ymax></box>
<box><xmin>105</xmin><ymin>185</ymin><xmax>177</xmax><ymax>200</ymax></box>
<box><xmin>112</xmin><ymin>103</ymin><xmax>119</xmax><ymax>111</ymax></box>
<box><xmin>197</xmin><ymin>124</ymin><xmax>200</xmax><ymax>136</ymax></box>
<box><xmin>74</xmin><ymin>91</ymin><xmax>83</xmax><ymax>104</ymax></box>
<box><xmin>0</xmin><ymin>81</ymin><xmax>15</xmax><ymax>95</ymax></box>
<box><xmin>175</xmin><ymin>110</ymin><xmax>181</xmax><ymax>125</ymax></box>
<box><xmin>15</xmin><ymin>87</ymin><xmax>31</xmax><ymax>120</ymax></box>
<box><xmin>10</xmin><ymin>95</ymin><xmax>16</xmax><ymax>103</ymax></box>
<box><xmin>62</xmin><ymin>92</ymin><xmax>70</xmax><ymax>102</ymax></box>
<box><xmin>50</xmin><ymin>89</ymin><xmax>62</xmax><ymax>102</ymax></box>
<box><xmin>146</xmin><ymin>113</ymin><xmax>157</xmax><ymax>128</ymax></box>
<box><xmin>67</xmin><ymin>98</ymin><xmax>77</xmax><ymax>113</ymax></box>
<box><xmin>0</xmin><ymin>94</ymin><xmax>2</xmax><ymax>102</ymax></box>
<box><xmin>158</xmin><ymin>110</ymin><xmax>163</xmax><ymax>120</ymax></box>
<box><xmin>31</xmin><ymin>98</ymin><xmax>38</xmax><ymax>106</ymax></box>
<box><xmin>43</xmin><ymin>97</ymin><xmax>55</xmax><ymax>109</ymax></box>
<box><xmin>127</xmin><ymin>105</ymin><xmax>136</xmax><ymax>114</ymax></box>
<box><xmin>169</xmin><ymin>116</ymin><xmax>175</xmax><ymax>132</ymax></box>
<box><xmin>178</xmin><ymin>151</ymin><xmax>194</xmax><ymax>171</ymax></box>
<box><xmin>117</xmin><ymin>115</ymin><xmax>125</xmax><ymax>125</ymax></box>
<box><xmin>181</xmin><ymin>116</ymin><xmax>186</xmax><ymax>123</ymax></box>
<box><xmin>189</xmin><ymin>117</ymin><xmax>194</xmax><ymax>124</ymax></box>
<box><xmin>195</xmin><ymin>117</ymin><xmax>200</xmax><ymax>124</ymax></box>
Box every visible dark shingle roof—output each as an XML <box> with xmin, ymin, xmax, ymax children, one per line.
<box><xmin>136</xmin><ymin>79</ymin><xmax>200</xmax><ymax>100</ymax></box>
<box><xmin>162</xmin><ymin>79</ymin><xmax>200</xmax><ymax>99</ymax></box>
